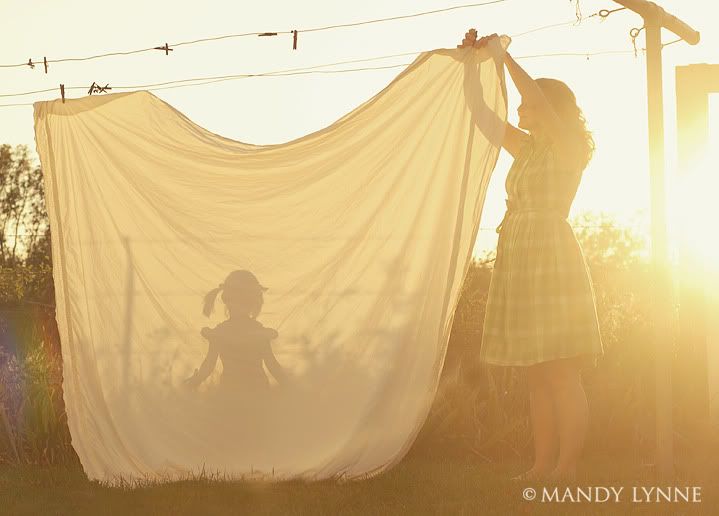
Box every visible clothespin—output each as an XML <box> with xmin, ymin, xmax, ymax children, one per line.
<box><xmin>292</xmin><ymin>29</ymin><xmax>298</xmax><ymax>50</ymax></box>
<box><xmin>43</xmin><ymin>57</ymin><xmax>49</xmax><ymax>74</ymax></box>
<box><xmin>154</xmin><ymin>43</ymin><xmax>173</xmax><ymax>55</ymax></box>
<box><xmin>88</xmin><ymin>82</ymin><xmax>112</xmax><ymax>95</ymax></box>
<box><xmin>258</xmin><ymin>32</ymin><xmax>278</xmax><ymax>37</ymax></box>
<box><xmin>27</xmin><ymin>58</ymin><xmax>35</xmax><ymax>69</ymax></box>
<box><xmin>60</xmin><ymin>84</ymin><xmax>65</xmax><ymax>103</ymax></box>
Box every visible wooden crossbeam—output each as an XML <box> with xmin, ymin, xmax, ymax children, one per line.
<box><xmin>613</xmin><ymin>0</ymin><xmax>699</xmax><ymax>43</ymax></box>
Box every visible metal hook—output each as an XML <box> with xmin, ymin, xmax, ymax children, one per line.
<box><xmin>630</xmin><ymin>26</ymin><xmax>645</xmax><ymax>57</ymax></box>
<box><xmin>598</xmin><ymin>6</ymin><xmax>628</xmax><ymax>20</ymax></box>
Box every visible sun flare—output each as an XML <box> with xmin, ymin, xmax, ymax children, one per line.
<box><xmin>671</xmin><ymin>95</ymin><xmax>719</xmax><ymax>270</ymax></box>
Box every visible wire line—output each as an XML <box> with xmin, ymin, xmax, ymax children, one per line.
<box><xmin>510</xmin><ymin>14</ymin><xmax>597</xmax><ymax>38</ymax></box>
<box><xmin>0</xmin><ymin>4</ymin><xmax>679</xmax><ymax>108</ymax></box>
<box><xmin>0</xmin><ymin>62</ymin><xmax>416</xmax><ymax>106</ymax></box>
<box><xmin>0</xmin><ymin>52</ymin><xmax>425</xmax><ymax>98</ymax></box>
<box><xmin>142</xmin><ymin>64</ymin><xmax>413</xmax><ymax>92</ymax></box>
<box><xmin>515</xmin><ymin>49</ymin><xmax>637</xmax><ymax>59</ymax></box>
<box><xmin>1</xmin><ymin>0</ymin><xmax>620</xmax><ymax>75</ymax></box>
<box><xmin>0</xmin><ymin>39</ymin><xmax>651</xmax><ymax>106</ymax></box>
<box><xmin>299</xmin><ymin>0</ymin><xmax>510</xmax><ymax>33</ymax></box>
<box><xmin>0</xmin><ymin>2</ymin><xmax>639</xmax><ymax>107</ymax></box>
<box><xmin>0</xmin><ymin>0</ymin><xmax>510</xmax><ymax>70</ymax></box>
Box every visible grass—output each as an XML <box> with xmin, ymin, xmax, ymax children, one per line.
<box><xmin>1</xmin><ymin>452</ymin><xmax>717</xmax><ymax>515</ymax></box>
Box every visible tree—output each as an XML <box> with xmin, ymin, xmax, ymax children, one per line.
<box><xmin>0</xmin><ymin>144</ymin><xmax>50</xmax><ymax>267</ymax></box>
<box><xmin>0</xmin><ymin>144</ymin><xmax>52</xmax><ymax>308</ymax></box>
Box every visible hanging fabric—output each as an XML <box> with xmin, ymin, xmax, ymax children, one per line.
<box><xmin>32</xmin><ymin>36</ymin><xmax>509</xmax><ymax>484</ymax></box>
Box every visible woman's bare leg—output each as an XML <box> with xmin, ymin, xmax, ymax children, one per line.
<box><xmin>517</xmin><ymin>364</ymin><xmax>558</xmax><ymax>478</ymax></box>
<box><xmin>544</xmin><ymin>356</ymin><xmax>589</xmax><ymax>479</ymax></box>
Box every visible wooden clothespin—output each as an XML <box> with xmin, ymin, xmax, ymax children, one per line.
<box><xmin>60</xmin><ymin>84</ymin><xmax>65</xmax><ymax>103</ymax></box>
<box><xmin>88</xmin><ymin>82</ymin><xmax>112</xmax><ymax>95</ymax></box>
<box><xmin>292</xmin><ymin>30</ymin><xmax>298</xmax><ymax>50</ymax></box>
<box><xmin>258</xmin><ymin>32</ymin><xmax>278</xmax><ymax>37</ymax></box>
<box><xmin>154</xmin><ymin>43</ymin><xmax>173</xmax><ymax>55</ymax></box>
<box><xmin>27</xmin><ymin>58</ymin><xmax>35</xmax><ymax>69</ymax></box>
<box><xmin>44</xmin><ymin>57</ymin><xmax>49</xmax><ymax>74</ymax></box>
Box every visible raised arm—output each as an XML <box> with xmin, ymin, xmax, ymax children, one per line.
<box><xmin>503</xmin><ymin>52</ymin><xmax>583</xmax><ymax>162</ymax></box>
<box><xmin>458</xmin><ymin>30</ymin><xmax>530</xmax><ymax>159</ymax></box>
<box><xmin>503</xmin><ymin>123</ymin><xmax>530</xmax><ymax>158</ymax></box>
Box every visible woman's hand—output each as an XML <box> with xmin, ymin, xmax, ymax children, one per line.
<box><xmin>474</xmin><ymin>33</ymin><xmax>500</xmax><ymax>49</ymax></box>
<box><xmin>458</xmin><ymin>30</ymin><xmax>500</xmax><ymax>49</ymax></box>
<box><xmin>457</xmin><ymin>28</ymin><xmax>478</xmax><ymax>48</ymax></box>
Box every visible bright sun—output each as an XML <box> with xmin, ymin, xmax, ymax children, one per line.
<box><xmin>673</xmin><ymin>94</ymin><xmax>719</xmax><ymax>268</ymax></box>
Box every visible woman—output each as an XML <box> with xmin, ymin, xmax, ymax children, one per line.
<box><xmin>458</xmin><ymin>30</ymin><xmax>604</xmax><ymax>482</ymax></box>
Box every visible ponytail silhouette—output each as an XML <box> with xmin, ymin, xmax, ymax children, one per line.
<box><xmin>202</xmin><ymin>284</ymin><xmax>224</xmax><ymax>317</ymax></box>
<box><xmin>201</xmin><ymin>271</ymin><xmax>268</xmax><ymax>319</ymax></box>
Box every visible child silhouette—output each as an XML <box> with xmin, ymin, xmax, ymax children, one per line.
<box><xmin>184</xmin><ymin>270</ymin><xmax>288</xmax><ymax>394</ymax></box>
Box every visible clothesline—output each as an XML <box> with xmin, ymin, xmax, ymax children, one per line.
<box><xmin>0</xmin><ymin>46</ymin><xmax>653</xmax><ymax>109</ymax></box>
<box><xmin>0</xmin><ymin>1</ymin><xmax>636</xmax><ymax>108</ymax></box>
<box><xmin>1</xmin><ymin>0</ymin><xmax>603</xmax><ymax>71</ymax></box>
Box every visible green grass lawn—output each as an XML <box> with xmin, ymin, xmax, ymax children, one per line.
<box><xmin>1</xmin><ymin>453</ymin><xmax>716</xmax><ymax>515</ymax></box>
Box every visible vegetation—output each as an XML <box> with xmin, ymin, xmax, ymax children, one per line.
<box><xmin>1</xmin><ymin>143</ymin><xmax>718</xmax><ymax>512</ymax></box>
<box><xmin>2</xmin><ymin>454</ymin><xmax>717</xmax><ymax>515</ymax></box>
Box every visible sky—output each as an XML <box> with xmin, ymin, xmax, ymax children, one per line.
<box><xmin>1</xmin><ymin>0</ymin><xmax>716</xmax><ymax>258</ymax></box>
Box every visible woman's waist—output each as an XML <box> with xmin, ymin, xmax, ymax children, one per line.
<box><xmin>496</xmin><ymin>200</ymin><xmax>569</xmax><ymax>234</ymax></box>
<box><xmin>505</xmin><ymin>208</ymin><xmax>567</xmax><ymax>217</ymax></box>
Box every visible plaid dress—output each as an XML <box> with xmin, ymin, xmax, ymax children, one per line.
<box><xmin>479</xmin><ymin>135</ymin><xmax>604</xmax><ymax>367</ymax></box>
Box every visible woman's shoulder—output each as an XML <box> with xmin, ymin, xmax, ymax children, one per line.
<box><xmin>543</xmin><ymin>138</ymin><xmax>586</xmax><ymax>177</ymax></box>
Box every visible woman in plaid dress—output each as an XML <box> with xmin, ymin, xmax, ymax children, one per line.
<box><xmin>459</xmin><ymin>30</ymin><xmax>604</xmax><ymax>482</ymax></box>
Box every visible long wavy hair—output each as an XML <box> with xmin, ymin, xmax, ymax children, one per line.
<box><xmin>536</xmin><ymin>78</ymin><xmax>595</xmax><ymax>171</ymax></box>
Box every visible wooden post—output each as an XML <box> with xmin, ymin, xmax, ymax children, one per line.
<box><xmin>612</xmin><ymin>0</ymin><xmax>700</xmax><ymax>481</ymax></box>
<box><xmin>645</xmin><ymin>10</ymin><xmax>674</xmax><ymax>482</ymax></box>
<box><xmin>676</xmin><ymin>64</ymin><xmax>719</xmax><ymax>428</ymax></box>
<box><xmin>675</xmin><ymin>65</ymin><xmax>709</xmax><ymax>428</ymax></box>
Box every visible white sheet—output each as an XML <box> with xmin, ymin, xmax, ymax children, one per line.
<box><xmin>32</xmin><ymin>37</ymin><xmax>509</xmax><ymax>484</ymax></box>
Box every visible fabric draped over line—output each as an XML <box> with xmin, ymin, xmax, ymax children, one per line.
<box><xmin>32</xmin><ymin>37</ymin><xmax>510</xmax><ymax>484</ymax></box>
